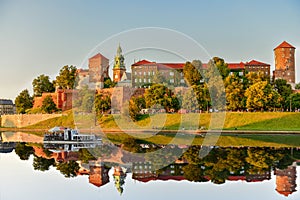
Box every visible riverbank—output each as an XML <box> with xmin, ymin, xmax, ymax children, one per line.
<box><xmin>2</xmin><ymin>112</ymin><xmax>300</xmax><ymax>133</ymax></box>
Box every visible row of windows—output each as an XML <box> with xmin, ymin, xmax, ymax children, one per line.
<box><xmin>247</xmin><ymin>66</ymin><xmax>269</xmax><ymax>69</ymax></box>
<box><xmin>134</xmin><ymin>71</ymin><xmax>155</xmax><ymax>76</ymax></box>
<box><xmin>133</xmin><ymin>78</ymin><xmax>185</xmax><ymax>84</ymax></box>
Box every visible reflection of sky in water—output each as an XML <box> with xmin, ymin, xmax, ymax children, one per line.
<box><xmin>1</xmin><ymin>152</ymin><xmax>300</xmax><ymax>200</ymax></box>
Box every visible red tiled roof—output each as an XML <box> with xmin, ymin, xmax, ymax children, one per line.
<box><xmin>245</xmin><ymin>60</ymin><xmax>270</xmax><ymax>66</ymax></box>
<box><xmin>157</xmin><ymin>63</ymin><xmax>185</xmax><ymax>69</ymax></box>
<box><xmin>227</xmin><ymin>62</ymin><xmax>245</xmax><ymax>69</ymax></box>
<box><xmin>276</xmin><ymin>190</ymin><xmax>293</xmax><ymax>197</ymax></box>
<box><xmin>132</xmin><ymin>59</ymin><xmax>153</xmax><ymax>66</ymax></box>
<box><xmin>274</xmin><ymin>41</ymin><xmax>295</xmax><ymax>50</ymax></box>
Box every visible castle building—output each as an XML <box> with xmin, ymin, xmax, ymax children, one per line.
<box><xmin>131</xmin><ymin>59</ymin><xmax>270</xmax><ymax>88</ymax></box>
<box><xmin>0</xmin><ymin>99</ymin><xmax>16</xmax><ymax>116</ymax></box>
<box><xmin>113</xmin><ymin>44</ymin><xmax>126</xmax><ymax>82</ymax></box>
<box><xmin>88</xmin><ymin>53</ymin><xmax>110</xmax><ymax>88</ymax></box>
<box><xmin>273</xmin><ymin>41</ymin><xmax>296</xmax><ymax>85</ymax></box>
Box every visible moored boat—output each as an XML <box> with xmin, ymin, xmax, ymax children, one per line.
<box><xmin>44</xmin><ymin>127</ymin><xmax>100</xmax><ymax>142</ymax></box>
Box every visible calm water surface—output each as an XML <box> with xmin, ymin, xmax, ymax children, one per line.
<box><xmin>1</xmin><ymin>132</ymin><xmax>300</xmax><ymax>200</ymax></box>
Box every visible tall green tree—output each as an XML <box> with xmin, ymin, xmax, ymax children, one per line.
<box><xmin>15</xmin><ymin>89</ymin><xmax>33</xmax><ymax>114</ymax></box>
<box><xmin>41</xmin><ymin>95</ymin><xmax>58</xmax><ymax>113</ymax></box>
<box><xmin>224</xmin><ymin>74</ymin><xmax>245</xmax><ymax>111</ymax></box>
<box><xmin>287</xmin><ymin>93</ymin><xmax>300</xmax><ymax>111</ymax></box>
<box><xmin>213</xmin><ymin>57</ymin><xmax>230</xmax><ymax>80</ymax></box>
<box><xmin>183</xmin><ymin>61</ymin><xmax>202</xmax><ymax>86</ymax></box>
<box><xmin>55</xmin><ymin>65</ymin><xmax>77</xmax><ymax>89</ymax></box>
<box><xmin>32</xmin><ymin>74</ymin><xmax>55</xmax><ymax>97</ymax></box>
<box><xmin>205</xmin><ymin>59</ymin><xmax>226</xmax><ymax>111</ymax></box>
<box><xmin>245</xmin><ymin>81</ymin><xmax>279</xmax><ymax>111</ymax></box>
<box><xmin>273</xmin><ymin>79</ymin><xmax>292</xmax><ymax>109</ymax></box>
<box><xmin>128</xmin><ymin>96</ymin><xmax>145</xmax><ymax>121</ymax></box>
<box><xmin>94</xmin><ymin>93</ymin><xmax>111</xmax><ymax>114</ymax></box>
<box><xmin>144</xmin><ymin>84</ymin><xmax>179</xmax><ymax>112</ymax></box>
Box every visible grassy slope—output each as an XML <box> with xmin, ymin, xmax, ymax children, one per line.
<box><xmin>98</xmin><ymin>112</ymin><xmax>300</xmax><ymax>131</ymax></box>
<box><xmin>24</xmin><ymin>111</ymin><xmax>300</xmax><ymax>131</ymax></box>
<box><xmin>18</xmin><ymin>111</ymin><xmax>300</xmax><ymax>147</ymax></box>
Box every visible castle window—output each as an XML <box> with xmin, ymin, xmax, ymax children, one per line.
<box><xmin>180</xmin><ymin>79</ymin><xmax>185</xmax><ymax>83</ymax></box>
<box><xmin>170</xmin><ymin>71</ymin><xmax>174</xmax><ymax>76</ymax></box>
<box><xmin>288</xmin><ymin>72</ymin><xmax>290</xmax><ymax>76</ymax></box>
<box><xmin>148</xmin><ymin>79</ymin><xmax>151</xmax><ymax>82</ymax></box>
<box><xmin>148</xmin><ymin>71</ymin><xmax>151</xmax><ymax>75</ymax></box>
<box><xmin>144</xmin><ymin>71</ymin><xmax>146</xmax><ymax>75</ymax></box>
<box><xmin>170</xmin><ymin>79</ymin><xmax>174</xmax><ymax>83</ymax></box>
<box><xmin>139</xmin><ymin>71</ymin><xmax>142</xmax><ymax>75</ymax></box>
<box><xmin>139</xmin><ymin>79</ymin><xmax>142</xmax><ymax>82</ymax></box>
<box><xmin>135</xmin><ymin>79</ymin><xmax>137</xmax><ymax>83</ymax></box>
<box><xmin>144</xmin><ymin>78</ymin><xmax>146</xmax><ymax>82</ymax></box>
<box><xmin>135</xmin><ymin>71</ymin><xmax>137</xmax><ymax>75</ymax></box>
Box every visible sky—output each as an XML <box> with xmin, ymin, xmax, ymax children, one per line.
<box><xmin>0</xmin><ymin>0</ymin><xmax>300</xmax><ymax>100</ymax></box>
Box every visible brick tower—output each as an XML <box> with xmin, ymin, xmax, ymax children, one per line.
<box><xmin>273</xmin><ymin>41</ymin><xmax>296</xmax><ymax>84</ymax></box>
<box><xmin>88</xmin><ymin>53</ymin><xmax>109</xmax><ymax>88</ymax></box>
<box><xmin>113</xmin><ymin>44</ymin><xmax>126</xmax><ymax>82</ymax></box>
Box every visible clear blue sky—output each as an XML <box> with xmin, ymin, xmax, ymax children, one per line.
<box><xmin>1</xmin><ymin>0</ymin><xmax>300</xmax><ymax>100</ymax></box>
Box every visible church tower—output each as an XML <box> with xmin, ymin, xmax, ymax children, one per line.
<box><xmin>273</xmin><ymin>41</ymin><xmax>296</xmax><ymax>84</ymax></box>
<box><xmin>113</xmin><ymin>44</ymin><xmax>126</xmax><ymax>82</ymax></box>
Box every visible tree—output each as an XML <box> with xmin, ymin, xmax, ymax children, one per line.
<box><xmin>224</xmin><ymin>74</ymin><xmax>245</xmax><ymax>111</ymax></box>
<box><xmin>94</xmin><ymin>93</ymin><xmax>111</xmax><ymax>114</ymax></box>
<box><xmin>55</xmin><ymin>65</ymin><xmax>77</xmax><ymax>89</ymax></box>
<box><xmin>205</xmin><ymin>59</ymin><xmax>226</xmax><ymax>111</ymax></box>
<box><xmin>74</xmin><ymin>85</ymin><xmax>95</xmax><ymax>113</ymax></box>
<box><xmin>245</xmin><ymin>81</ymin><xmax>278</xmax><ymax>111</ymax></box>
<box><xmin>32</xmin><ymin>74</ymin><xmax>55</xmax><ymax>97</ymax></box>
<box><xmin>41</xmin><ymin>95</ymin><xmax>58</xmax><ymax>113</ymax></box>
<box><xmin>144</xmin><ymin>84</ymin><xmax>179</xmax><ymax>112</ymax></box>
<box><xmin>287</xmin><ymin>93</ymin><xmax>300</xmax><ymax>111</ymax></box>
<box><xmin>33</xmin><ymin>156</ymin><xmax>55</xmax><ymax>171</ymax></box>
<box><xmin>104</xmin><ymin>77</ymin><xmax>116</xmax><ymax>88</ymax></box>
<box><xmin>182</xmin><ymin>88</ymin><xmax>199</xmax><ymax>111</ymax></box>
<box><xmin>128</xmin><ymin>96</ymin><xmax>145</xmax><ymax>121</ymax></box>
<box><xmin>56</xmin><ymin>161</ymin><xmax>80</xmax><ymax>178</ymax></box>
<box><xmin>273</xmin><ymin>79</ymin><xmax>292</xmax><ymax>109</ymax></box>
<box><xmin>182</xmin><ymin>85</ymin><xmax>210</xmax><ymax>111</ymax></box>
<box><xmin>15</xmin><ymin>143</ymin><xmax>34</xmax><ymax>160</ymax></box>
<box><xmin>183</xmin><ymin>61</ymin><xmax>202</xmax><ymax>86</ymax></box>
<box><xmin>15</xmin><ymin>89</ymin><xmax>33</xmax><ymax>114</ymax></box>
<box><xmin>213</xmin><ymin>57</ymin><xmax>230</xmax><ymax>80</ymax></box>
<box><xmin>295</xmin><ymin>82</ymin><xmax>300</xmax><ymax>89</ymax></box>
<box><xmin>183</xmin><ymin>164</ymin><xmax>208</xmax><ymax>182</ymax></box>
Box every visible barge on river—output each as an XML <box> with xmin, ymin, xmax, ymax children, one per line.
<box><xmin>44</xmin><ymin>127</ymin><xmax>100</xmax><ymax>143</ymax></box>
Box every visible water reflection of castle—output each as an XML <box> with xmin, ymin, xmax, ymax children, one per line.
<box><xmin>1</xmin><ymin>138</ymin><xmax>299</xmax><ymax>197</ymax></box>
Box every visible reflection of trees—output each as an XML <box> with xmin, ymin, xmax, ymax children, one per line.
<box><xmin>245</xmin><ymin>148</ymin><xmax>283</xmax><ymax>174</ymax></box>
<box><xmin>180</xmin><ymin>146</ymin><xmax>295</xmax><ymax>185</ymax></box>
<box><xmin>182</xmin><ymin>164</ymin><xmax>208</xmax><ymax>182</ymax></box>
<box><xmin>56</xmin><ymin>161</ymin><xmax>80</xmax><ymax>178</ymax></box>
<box><xmin>15</xmin><ymin>142</ymin><xmax>34</xmax><ymax>160</ymax></box>
<box><xmin>144</xmin><ymin>145</ymin><xmax>183</xmax><ymax>171</ymax></box>
<box><xmin>33</xmin><ymin>156</ymin><xmax>55</xmax><ymax>171</ymax></box>
<box><xmin>78</xmin><ymin>149</ymin><xmax>96</xmax><ymax>163</ymax></box>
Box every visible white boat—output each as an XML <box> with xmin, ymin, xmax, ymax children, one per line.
<box><xmin>44</xmin><ymin>127</ymin><xmax>99</xmax><ymax>142</ymax></box>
